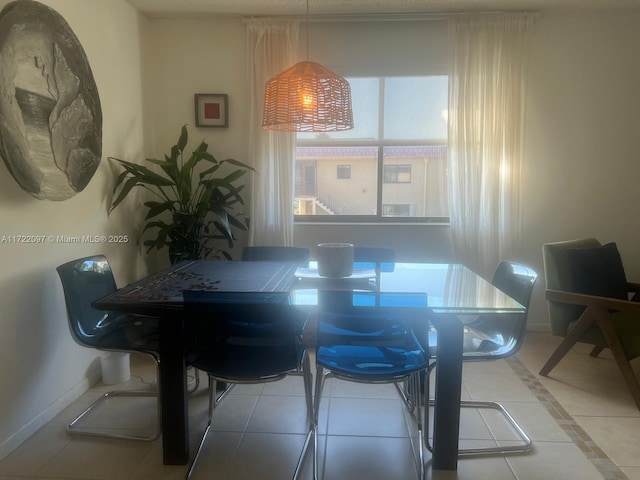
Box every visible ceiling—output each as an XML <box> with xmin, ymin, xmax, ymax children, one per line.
<box><xmin>126</xmin><ymin>0</ymin><xmax>640</xmax><ymax>18</ymax></box>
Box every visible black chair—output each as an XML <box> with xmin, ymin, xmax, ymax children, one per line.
<box><xmin>56</xmin><ymin>255</ymin><xmax>160</xmax><ymax>441</ymax></box>
<box><xmin>424</xmin><ymin>260</ymin><xmax>537</xmax><ymax>456</ymax></box>
<box><xmin>241</xmin><ymin>246</ymin><xmax>310</xmax><ymax>266</ymax></box>
<box><xmin>225</xmin><ymin>246</ymin><xmax>310</xmax><ymax>398</ymax></box>
<box><xmin>183</xmin><ymin>290</ymin><xmax>313</xmax><ymax>480</ymax></box>
<box><xmin>311</xmin><ymin>291</ymin><xmax>429</xmax><ymax>480</ymax></box>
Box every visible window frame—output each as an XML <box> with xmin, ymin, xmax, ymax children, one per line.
<box><xmin>294</xmin><ymin>76</ymin><xmax>449</xmax><ymax>225</ymax></box>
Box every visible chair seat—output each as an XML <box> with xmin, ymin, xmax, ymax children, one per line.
<box><xmin>427</xmin><ymin>313</ymin><xmax>526</xmax><ymax>359</ymax></box>
<box><xmin>317</xmin><ymin>343</ymin><xmax>427</xmax><ymax>380</ymax></box>
<box><xmin>87</xmin><ymin>313</ymin><xmax>160</xmax><ymax>351</ymax></box>
<box><xmin>187</xmin><ymin>344</ymin><xmax>302</xmax><ymax>381</ymax></box>
<box><xmin>318</xmin><ymin>315</ymin><xmax>407</xmax><ymax>338</ymax></box>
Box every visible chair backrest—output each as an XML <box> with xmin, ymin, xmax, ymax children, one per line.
<box><xmin>353</xmin><ymin>247</ymin><xmax>395</xmax><ymax>263</ymax></box>
<box><xmin>542</xmin><ymin>238</ymin><xmax>601</xmax><ymax>336</ymax></box>
<box><xmin>491</xmin><ymin>260</ymin><xmax>538</xmax><ymax>311</ymax></box>
<box><xmin>183</xmin><ymin>291</ymin><xmax>305</xmax><ymax>381</ymax></box>
<box><xmin>316</xmin><ymin>291</ymin><xmax>429</xmax><ymax>380</ymax></box>
<box><xmin>56</xmin><ymin>255</ymin><xmax>118</xmax><ymax>347</ymax></box>
<box><xmin>241</xmin><ymin>246</ymin><xmax>310</xmax><ymax>267</ymax></box>
<box><xmin>353</xmin><ymin>247</ymin><xmax>396</xmax><ymax>272</ymax></box>
<box><xmin>462</xmin><ymin>261</ymin><xmax>538</xmax><ymax>359</ymax></box>
<box><xmin>317</xmin><ymin>291</ymin><xmax>428</xmax><ymax>347</ymax></box>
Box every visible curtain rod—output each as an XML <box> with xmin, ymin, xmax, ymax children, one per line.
<box><xmin>242</xmin><ymin>10</ymin><xmax>539</xmax><ymax>23</ymax></box>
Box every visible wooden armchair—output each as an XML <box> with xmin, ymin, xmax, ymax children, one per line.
<box><xmin>540</xmin><ymin>238</ymin><xmax>640</xmax><ymax>409</ymax></box>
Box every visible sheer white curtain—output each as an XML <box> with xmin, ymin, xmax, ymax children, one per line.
<box><xmin>447</xmin><ymin>13</ymin><xmax>534</xmax><ymax>278</ymax></box>
<box><xmin>246</xmin><ymin>19</ymin><xmax>299</xmax><ymax>246</ymax></box>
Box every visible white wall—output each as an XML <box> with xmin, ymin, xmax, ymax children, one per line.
<box><xmin>0</xmin><ymin>0</ymin><xmax>146</xmax><ymax>459</ymax></box>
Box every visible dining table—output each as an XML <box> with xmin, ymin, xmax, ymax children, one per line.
<box><xmin>92</xmin><ymin>259</ymin><xmax>524</xmax><ymax>472</ymax></box>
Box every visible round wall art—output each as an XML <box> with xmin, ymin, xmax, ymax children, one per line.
<box><xmin>0</xmin><ymin>0</ymin><xmax>102</xmax><ymax>200</ymax></box>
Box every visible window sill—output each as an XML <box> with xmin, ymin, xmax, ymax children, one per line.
<box><xmin>294</xmin><ymin>220</ymin><xmax>450</xmax><ymax>226</ymax></box>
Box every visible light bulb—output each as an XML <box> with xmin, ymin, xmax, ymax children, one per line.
<box><xmin>302</xmin><ymin>92</ymin><xmax>314</xmax><ymax>108</ymax></box>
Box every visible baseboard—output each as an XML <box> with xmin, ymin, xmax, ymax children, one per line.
<box><xmin>0</xmin><ymin>376</ymin><xmax>94</xmax><ymax>462</ymax></box>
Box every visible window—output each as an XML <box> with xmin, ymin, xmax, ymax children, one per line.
<box><xmin>294</xmin><ymin>76</ymin><xmax>449</xmax><ymax>222</ymax></box>
<box><xmin>337</xmin><ymin>165</ymin><xmax>351</xmax><ymax>179</ymax></box>
<box><xmin>384</xmin><ymin>165</ymin><xmax>411</xmax><ymax>183</ymax></box>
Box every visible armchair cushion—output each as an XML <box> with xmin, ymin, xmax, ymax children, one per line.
<box><xmin>566</xmin><ymin>242</ymin><xmax>628</xmax><ymax>300</ymax></box>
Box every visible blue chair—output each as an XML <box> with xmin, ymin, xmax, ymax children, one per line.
<box><xmin>182</xmin><ymin>290</ymin><xmax>313</xmax><ymax>480</ymax></box>
<box><xmin>353</xmin><ymin>246</ymin><xmax>396</xmax><ymax>273</ymax></box>
<box><xmin>241</xmin><ymin>246</ymin><xmax>310</xmax><ymax>266</ymax></box>
<box><xmin>425</xmin><ymin>260</ymin><xmax>537</xmax><ymax>456</ymax></box>
<box><xmin>56</xmin><ymin>255</ymin><xmax>160</xmax><ymax>441</ymax></box>
<box><xmin>312</xmin><ymin>291</ymin><xmax>429</xmax><ymax>480</ymax></box>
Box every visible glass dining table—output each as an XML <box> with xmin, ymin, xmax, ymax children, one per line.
<box><xmin>92</xmin><ymin>260</ymin><xmax>524</xmax><ymax>472</ymax></box>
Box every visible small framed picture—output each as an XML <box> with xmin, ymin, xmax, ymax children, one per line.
<box><xmin>194</xmin><ymin>93</ymin><xmax>228</xmax><ymax>128</ymax></box>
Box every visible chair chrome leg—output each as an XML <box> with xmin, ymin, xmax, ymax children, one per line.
<box><xmin>214</xmin><ymin>382</ymin><xmax>235</xmax><ymax>407</ymax></box>
<box><xmin>67</xmin><ymin>354</ymin><xmax>161</xmax><ymax>442</ymax></box>
<box><xmin>293</xmin><ymin>428</ymin><xmax>315</xmax><ymax>480</ymax></box>
<box><xmin>312</xmin><ymin>365</ymin><xmax>328</xmax><ymax>480</ymax></box>
<box><xmin>293</xmin><ymin>352</ymin><xmax>316</xmax><ymax>480</ymax></box>
<box><xmin>455</xmin><ymin>400</ymin><xmax>532</xmax><ymax>456</ymax></box>
<box><xmin>302</xmin><ymin>352</ymin><xmax>314</xmax><ymax>427</ymax></box>
<box><xmin>403</xmin><ymin>372</ymin><xmax>425</xmax><ymax>480</ymax></box>
<box><xmin>415</xmin><ymin>372</ymin><xmax>426</xmax><ymax>480</ymax></box>
<box><xmin>395</xmin><ymin>380</ymin><xmax>415</xmax><ymax>412</ymax></box>
<box><xmin>186</xmin><ymin>374</ymin><xmax>222</xmax><ymax>480</ymax></box>
<box><xmin>423</xmin><ymin>362</ymin><xmax>435</xmax><ymax>453</ymax></box>
<box><xmin>423</xmin><ymin>362</ymin><xmax>532</xmax><ymax>456</ymax></box>
<box><xmin>67</xmin><ymin>390</ymin><xmax>160</xmax><ymax>441</ymax></box>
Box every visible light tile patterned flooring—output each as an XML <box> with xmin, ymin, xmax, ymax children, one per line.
<box><xmin>1</xmin><ymin>331</ymin><xmax>639</xmax><ymax>480</ymax></box>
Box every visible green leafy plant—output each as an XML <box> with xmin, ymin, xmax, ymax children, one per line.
<box><xmin>109</xmin><ymin>125</ymin><xmax>254</xmax><ymax>262</ymax></box>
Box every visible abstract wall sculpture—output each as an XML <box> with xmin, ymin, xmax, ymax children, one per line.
<box><xmin>0</xmin><ymin>0</ymin><xmax>102</xmax><ymax>200</ymax></box>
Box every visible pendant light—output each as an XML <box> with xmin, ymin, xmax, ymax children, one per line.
<box><xmin>262</xmin><ymin>0</ymin><xmax>354</xmax><ymax>132</ymax></box>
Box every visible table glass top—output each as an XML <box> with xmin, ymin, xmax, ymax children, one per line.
<box><xmin>94</xmin><ymin>260</ymin><xmax>524</xmax><ymax>316</ymax></box>
<box><xmin>291</xmin><ymin>262</ymin><xmax>525</xmax><ymax>314</ymax></box>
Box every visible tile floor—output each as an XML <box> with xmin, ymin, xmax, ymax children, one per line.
<box><xmin>1</xmin><ymin>331</ymin><xmax>639</xmax><ymax>480</ymax></box>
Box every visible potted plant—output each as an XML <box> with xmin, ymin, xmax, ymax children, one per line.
<box><xmin>109</xmin><ymin>125</ymin><xmax>254</xmax><ymax>262</ymax></box>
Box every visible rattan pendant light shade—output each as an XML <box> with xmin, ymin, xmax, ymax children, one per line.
<box><xmin>262</xmin><ymin>60</ymin><xmax>354</xmax><ymax>132</ymax></box>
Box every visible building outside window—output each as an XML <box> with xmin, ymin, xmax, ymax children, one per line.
<box><xmin>294</xmin><ymin>76</ymin><xmax>449</xmax><ymax>222</ymax></box>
